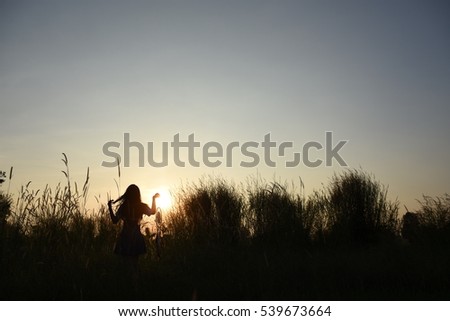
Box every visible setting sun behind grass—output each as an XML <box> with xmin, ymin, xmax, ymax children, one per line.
<box><xmin>145</xmin><ymin>186</ymin><xmax>173</xmax><ymax>211</ymax></box>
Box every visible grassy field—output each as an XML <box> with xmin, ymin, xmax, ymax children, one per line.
<box><xmin>1</xmin><ymin>161</ymin><xmax>449</xmax><ymax>300</ymax></box>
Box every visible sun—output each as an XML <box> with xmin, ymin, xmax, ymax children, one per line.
<box><xmin>145</xmin><ymin>186</ymin><xmax>172</xmax><ymax>211</ymax></box>
<box><xmin>156</xmin><ymin>189</ymin><xmax>172</xmax><ymax>210</ymax></box>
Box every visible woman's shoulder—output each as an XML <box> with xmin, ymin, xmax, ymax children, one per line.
<box><xmin>139</xmin><ymin>202</ymin><xmax>152</xmax><ymax>213</ymax></box>
<box><xmin>117</xmin><ymin>202</ymin><xmax>150</xmax><ymax>217</ymax></box>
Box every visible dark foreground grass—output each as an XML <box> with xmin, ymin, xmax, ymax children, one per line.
<box><xmin>2</xmin><ymin>238</ymin><xmax>448</xmax><ymax>300</ymax></box>
<box><xmin>0</xmin><ymin>165</ymin><xmax>449</xmax><ymax>300</ymax></box>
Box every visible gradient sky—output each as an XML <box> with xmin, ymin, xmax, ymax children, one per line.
<box><xmin>1</xmin><ymin>0</ymin><xmax>449</xmax><ymax>211</ymax></box>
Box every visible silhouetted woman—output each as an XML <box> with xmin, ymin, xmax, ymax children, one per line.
<box><xmin>108</xmin><ymin>184</ymin><xmax>159</xmax><ymax>290</ymax></box>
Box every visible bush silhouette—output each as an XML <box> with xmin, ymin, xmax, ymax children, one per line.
<box><xmin>414</xmin><ymin>194</ymin><xmax>450</xmax><ymax>247</ymax></box>
<box><xmin>0</xmin><ymin>192</ymin><xmax>11</xmax><ymax>227</ymax></box>
<box><xmin>167</xmin><ymin>178</ymin><xmax>245</xmax><ymax>246</ymax></box>
<box><xmin>247</xmin><ymin>181</ymin><xmax>310</xmax><ymax>246</ymax></box>
<box><xmin>323</xmin><ymin>170</ymin><xmax>400</xmax><ymax>244</ymax></box>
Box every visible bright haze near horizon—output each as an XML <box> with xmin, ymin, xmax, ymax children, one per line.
<box><xmin>1</xmin><ymin>0</ymin><xmax>449</xmax><ymax>211</ymax></box>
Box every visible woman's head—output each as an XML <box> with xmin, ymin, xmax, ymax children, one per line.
<box><xmin>115</xmin><ymin>184</ymin><xmax>141</xmax><ymax>205</ymax></box>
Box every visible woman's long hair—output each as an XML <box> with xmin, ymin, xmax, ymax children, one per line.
<box><xmin>113</xmin><ymin>184</ymin><xmax>142</xmax><ymax>220</ymax></box>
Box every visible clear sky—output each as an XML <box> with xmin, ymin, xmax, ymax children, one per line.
<box><xmin>1</xmin><ymin>0</ymin><xmax>449</xmax><ymax>211</ymax></box>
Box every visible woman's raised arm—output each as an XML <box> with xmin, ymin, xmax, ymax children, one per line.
<box><xmin>108</xmin><ymin>200</ymin><xmax>120</xmax><ymax>224</ymax></box>
<box><xmin>150</xmin><ymin>193</ymin><xmax>160</xmax><ymax>214</ymax></box>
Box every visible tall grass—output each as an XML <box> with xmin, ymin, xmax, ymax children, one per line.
<box><xmin>166</xmin><ymin>177</ymin><xmax>245</xmax><ymax>246</ymax></box>
<box><xmin>1</xmin><ymin>159</ymin><xmax>449</xmax><ymax>300</ymax></box>
<box><xmin>166</xmin><ymin>176</ymin><xmax>317</xmax><ymax>248</ymax></box>
<box><xmin>11</xmin><ymin>153</ymin><xmax>90</xmax><ymax>236</ymax></box>
<box><xmin>322</xmin><ymin>170</ymin><xmax>400</xmax><ymax>245</ymax></box>
<box><xmin>247</xmin><ymin>179</ymin><xmax>311</xmax><ymax>246</ymax></box>
<box><xmin>0</xmin><ymin>191</ymin><xmax>11</xmax><ymax>224</ymax></box>
<box><xmin>411</xmin><ymin>194</ymin><xmax>450</xmax><ymax>246</ymax></box>
<box><xmin>0</xmin><ymin>155</ymin><xmax>121</xmax><ymax>299</ymax></box>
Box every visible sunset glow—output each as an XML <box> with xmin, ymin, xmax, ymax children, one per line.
<box><xmin>145</xmin><ymin>187</ymin><xmax>173</xmax><ymax>211</ymax></box>
<box><xmin>2</xmin><ymin>0</ymin><xmax>450</xmax><ymax>306</ymax></box>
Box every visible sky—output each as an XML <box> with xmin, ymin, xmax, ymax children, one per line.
<box><xmin>1</xmin><ymin>0</ymin><xmax>449</xmax><ymax>211</ymax></box>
